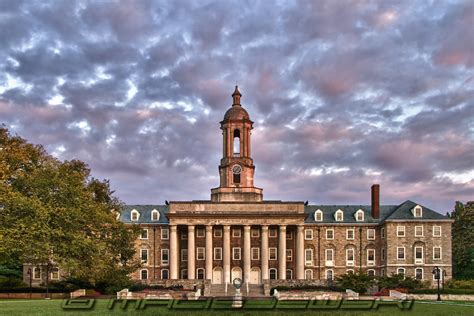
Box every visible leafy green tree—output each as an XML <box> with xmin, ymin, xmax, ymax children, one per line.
<box><xmin>336</xmin><ymin>271</ymin><xmax>376</xmax><ymax>294</ymax></box>
<box><xmin>448</xmin><ymin>201</ymin><xmax>474</xmax><ymax>279</ymax></box>
<box><xmin>0</xmin><ymin>127</ymin><xmax>140</xmax><ymax>288</ymax></box>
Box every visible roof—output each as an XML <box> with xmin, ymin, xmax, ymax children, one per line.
<box><xmin>120</xmin><ymin>205</ymin><xmax>169</xmax><ymax>224</ymax></box>
<box><xmin>223</xmin><ymin>105</ymin><xmax>250</xmax><ymax>121</ymax></box>
<box><xmin>304</xmin><ymin>204</ymin><xmax>398</xmax><ymax>224</ymax></box>
<box><xmin>383</xmin><ymin>200</ymin><xmax>448</xmax><ymax>221</ymax></box>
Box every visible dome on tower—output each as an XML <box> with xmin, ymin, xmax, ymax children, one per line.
<box><xmin>224</xmin><ymin>106</ymin><xmax>250</xmax><ymax>120</ymax></box>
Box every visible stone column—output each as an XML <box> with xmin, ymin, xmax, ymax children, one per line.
<box><xmin>278</xmin><ymin>225</ymin><xmax>287</xmax><ymax>279</ymax></box>
<box><xmin>187</xmin><ymin>225</ymin><xmax>195</xmax><ymax>279</ymax></box>
<box><xmin>296</xmin><ymin>225</ymin><xmax>304</xmax><ymax>279</ymax></box>
<box><xmin>205</xmin><ymin>225</ymin><xmax>213</xmax><ymax>281</ymax></box>
<box><xmin>243</xmin><ymin>225</ymin><xmax>251</xmax><ymax>283</ymax></box>
<box><xmin>170</xmin><ymin>225</ymin><xmax>178</xmax><ymax>279</ymax></box>
<box><xmin>223</xmin><ymin>225</ymin><xmax>231</xmax><ymax>284</ymax></box>
<box><xmin>261</xmin><ymin>225</ymin><xmax>269</xmax><ymax>280</ymax></box>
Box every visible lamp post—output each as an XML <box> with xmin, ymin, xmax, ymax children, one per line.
<box><xmin>432</xmin><ymin>266</ymin><xmax>441</xmax><ymax>301</ymax></box>
<box><xmin>27</xmin><ymin>268</ymin><xmax>32</xmax><ymax>299</ymax></box>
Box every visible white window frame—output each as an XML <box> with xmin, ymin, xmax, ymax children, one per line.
<box><xmin>346</xmin><ymin>229</ymin><xmax>355</xmax><ymax>240</ymax></box>
<box><xmin>161</xmin><ymin>249</ymin><xmax>169</xmax><ymax>265</ymax></box>
<box><xmin>355</xmin><ymin>210</ymin><xmax>364</xmax><ymax>221</ymax></box>
<box><xmin>367</xmin><ymin>249</ymin><xmax>375</xmax><ymax>266</ymax></box>
<box><xmin>314</xmin><ymin>210</ymin><xmax>323</xmax><ymax>221</ymax></box>
<box><xmin>397</xmin><ymin>267</ymin><xmax>406</xmax><ymax>278</ymax></box>
<box><xmin>196</xmin><ymin>228</ymin><xmax>205</xmax><ymax>238</ymax></box>
<box><xmin>251</xmin><ymin>247</ymin><xmax>260</xmax><ymax>260</ymax></box>
<box><xmin>381</xmin><ymin>227</ymin><xmax>385</xmax><ymax>239</ymax></box>
<box><xmin>151</xmin><ymin>209</ymin><xmax>159</xmax><ymax>221</ymax></box>
<box><xmin>161</xmin><ymin>228</ymin><xmax>169</xmax><ymax>240</ymax></box>
<box><xmin>161</xmin><ymin>269</ymin><xmax>169</xmax><ymax>280</ymax></box>
<box><xmin>367</xmin><ymin>269</ymin><xmax>376</xmax><ymax>278</ymax></box>
<box><xmin>397</xmin><ymin>226</ymin><xmax>405</xmax><ymax>237</ymax></box>
<box><xmin>140</xmin><ymin>228</ymin><xmax>149</xmax><ymax>240</ymax></box>
<box><xmin>140</xmin><ymin>269</ymin><xmax>148</xmax><ymax>280</ymax></box>
<box><xmin>196</xmin><ymin>268</ymin><xmax>205</xmax><ymax>280</ymax></box>
<box><xmin>415</xmin><ymin>226</ymin><xmax>423</xmax><ymax>237</ymax></box>
<box><xmin>214</xmin><ymin>227</ymin><xmax>222</xmax><ymax>238</ymax></box>
<box><xmin>346</xmin><ymin>248</ymin><xmax>355</xmax><ymax>266</ymax></box>
<box><xmin>413</xmin><ymin>205</ymin><xmax>423</xmax><ymax>218</ymax></box>
<box><xmin>269</xmin><ymin>228</ymin><xmax>278</xmax><ymax>238</ymax></box>
<box><xmin>141</xmin><ymin>249</ymin><xmax>149</xmax><ymax>264</ymax></box>
<box><xmin>305</xmin><ymin>249</ymin><xmax>313</xmax><ymax>266</ymax></box>
<box><xmin>181</xmin><ymin>269</ymin><xmax>188</xmax><ymax>279</ymax></box>
<box><xmin>50</xmin><ymin>268</ymin><xmax>59</xmax><ymax>280</ymax></box>
<box><xmin>131</xmin><ymin>209</ymin><xmax>140</xmax><ymax>221</ymax></box>
<box><xmin>414</xmin><ymin>246</ymin><xmax>423</xmax><ymax>264</ymax></box>
<box><xmin>33</xmin><ymin>267</ymin><xmax>41</xmax><ymax>280</ymax></box>
<box><xmin>433</xmin><ymin>246</ymin><xmax>442</xmax><ymax>260</ymax></box>
<box><xmin>305</xmin><ymin>229</ymin><xmax>313</xmax><ymax>240</ymax></box>
<box><xmin>286</xmin><ymin>269</ymin><xmax>293</xmax><ymax>280</ymax></box>
<box><xmin>433</xmin><ymin>268</ymin><xmax>443</xmax><ymax>280</ymax></box>
<box><xmin>397</xmin><ymin>247</ymin><xmax>405</xmax><ymax>260</ymax></box>
<box><xmin>232</xmin><ymin>228</ymin><xmax>241</xmax><ymax>237</ymax></box>
<box><xmin>233</xmin><ymin>247</ymin><xmax>241</xmax><ymax>260</ymax></box>
<box><xmin>269</xmin><ymin>268</ymin><xmax>278</xmax><ymax>280</ymax></box>
<box><xmin>181</xmin><ymin>249</ymin><xmax>188</xmax><ymax>262</ymax></box>
<box><xmin>305</xmin><ymin>269</ymin><xmax>313</xmax><ymax>280</ymax></box>
<box><xmin>433</xmin><ymin>226</ymin><xmax>442</xmax><ymax>237</ymax></box>
<box><xmin>381</xmin><ymin>248</ymin><xmax>385</xmax><ymax>261</ymax></box>
<box><xmin>286</xmin><ymin>249</ymin><xmax>293</xmax><ymax>262</ymax></box>
<box><xmin>335</xmin><ymin>210</ymin><xmax>343</xmax><ymax>221</ymax></box>
<box><xmin>251</xmin><ymin>228</ymin><xmax>260</xmax><ymax>237</ymax></box>
<box><xmin>326</xmin><ymin>269</ymin><xmax>334</xmax><ymax>280</ymax></box>
<box><xmin>346</xmin><ymin>269</ymin><xmax>355</xmax><ymax>274</ymax></box>
<box><xmin>326</xmin><ymin>229</ymin><xmax>334</xmax><ymax>240</ymax></box>
<box><xmin>197</xmin><ymin>247</ymin><xmax>205</xmax><ymax>260</ymax></box>
<box><xmin>325</xmin><ymin>249</ymin><xmax>334</xmax><ymax>266</ymax></box>
<box><xmin>286</xmin><ymin>231</ymin><xmax>293</xmax><ymax>240</ymax></box>
<box><xmin>269</xmin><ymin>247</ymin><xmax>277</xmax><ymax>260</ymax></box>
<box><xmin>214</xmin><ymin>247</ymin><xmax>222</xmax><ymax>261</ymax></box>
<box><xmin>367</xmin><ymin>229</ymin><xmax>375</xmax><ymax>240</ymax></box>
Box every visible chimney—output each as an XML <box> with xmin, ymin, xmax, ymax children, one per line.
<box><xmin>371</xmin><ymin>184</ymin><xmax>380</xmax><ymax>219</ymax></box>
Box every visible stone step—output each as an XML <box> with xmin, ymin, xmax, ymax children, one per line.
<box><xmin>209</xmin><ymin>283</ymin><xmax>265</xmax><ymax>297</ymax></box>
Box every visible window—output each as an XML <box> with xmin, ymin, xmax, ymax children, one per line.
<box><xmin>141</xmin><ymin>249</ymin><xmax>148</xmax><ymax>263</ymax></box>
<box><xmin>305</xmin><ymin>229</ymin><xmax>313</xmax><ymax>240</ymax></box>
<box><xmin>335</xmin><ymin>210</ymin><xmax>343</xmax><ymax>221</ymax></box>
<box><xmin>367</xmin><ymin>269</ymin><xmax>375</xmax><ymax>278</ymax></box>
<box><xmin>269</xmin><ymin>228</ymin><xmax>278</xmax><ymax>238</ymax></box>
<box><xmin>151</xmin><ymin>209</ymin><xmax>159</xmax><ymax>221</ymax></box>
<box><xmin>326</xmin><ymin>269</ymin><xmax>334</xmax><ymax>280</ymax></box>
<box><xmin>286</xmin><ymin>269</ymin><xmax>293</xmax><ymax>280</ymax></box>
<box><xmin>397</xmin><ymin>226</ymin><xmax>405</xmax><ymax>237</ymax></box>
<box><xmin>433</xmin><ymin>247</ymin><xmax>442</xmax><ymax>260</ymax></box>
<box><xmin>367</xmin><ymin>249</ymin><xmax>375</xmax><ymax>266</ymax></box>
<box><xmin>314</xmin><ymin>210</ymin><xmax>323</xmax><ymax>221</ymax></box>
<box><xmin>197</xmin><ymin>268</ymin><xmax>205</xmax><ymax>280</ymax></box>
<box><xmin>161</xmin><ymin>269</ymin><xmax>169</xmax><ymax>280</ymax></box>
<box><xmin>141</xmin><ymin>269</ymin><xmax>148</xmax><ymax>280</ymax></box>
<box><xmin>326</xmin><ymin>229</ymin><xmax>334</xmax><ymax>240</ymax></box>
<box><xmin>286</xmin><ymin>249</ymin><xmax>293</xmax><ymax>261</ymax></box>
<box><xmin>233</xmin><ymin>129</ymin><xmax>240</xmax><ymax>156</ymax></box>
<box><xmin>325</xmin><ymin>249</ymin><xmax>334</xmax><ymax>266</ymax></box>
<box><xmin>251</xmin><ymin>247</ymin><xmax>260</xmax><ymax>260</ymax></box>
<box><xmin>381</xmin><ymin>268</ymin><xmax>386</xmax><ymax>276</ymax></box>
<box><xmin>181</xmin><ymin>249</ymin><xmax>188</xmax><ymax>262</ymax></box>
<box><xmin>197</xmin><ymin>247</ymin><xmax>205</xmax><ymax>260</ymax></box>
<box><xmin>433</xmin><ymin>268</ymin><xmax>443</xmax><ymax>280</ymax></box>
<box><xmin>381</xmin><ymin>248</ymin><xmax>386</xmax><ymax>261</ymax></box>
<box><xmin>233</xmin><ymin>247</ymin><xmax>241</xmax><ymax>260</ymax></box>
<box><xmin>305</xmin><ymin>249</ymin><xmax>313</xmax><ymax>266</ymax></box>
<box><xmin>161</xmin><ymin>228</ymin><xmax>169</xmax><ymax>240</ymax></box>
<box><xmin>346</xmin><ymin>229</ymin><xmax>354</xmax><ymax>240</ymax></box>
<box><xmin>346</xmin><ymin>248</ymin><xmax>355</xmax><ymax>266</ymax></box>
<box><xmin>286</xmin><ymin>231</ymin><xmax>293</xmax><ymax>240</ymax></box>
<box><xmin>196</xmin><ymin>228</ymin><xmax>205</xmax><ymax>238</ymax></box>
<box><xmin>181</xmin><ymin>231</ymin><xmax>187</xmax><ymax>240</ymax></box>
<box><xmin>433</xmin><ymin>226</ymin><xmax>441</xmax><ymax>237</ymax></box>
<box><xmin>355</xmin><ymin>210</ymin><xmax>364</xmax><ymax>221</ymax></box>
<box><xmin>140</xmin><ymin>229</ymin><xmax>148</xmax><ymax>239</ymax></box>
<box><xmin>269</xmin><ymin>268</ymin><xmax>277</xmax><ymax>280</ymax></box>
<box><xmin>50</xmin><ymin>268</ymin><xmax>59</xmax><ymax>280</ymax></box>
<box><xmin>397</xmin><ymin>268</ymin><xmax>405</xmax><ymax>278</ymax></box>
<box><xmin>181</xmin><ymin>269</ymin><xmax>188</xmax><ymax>279</ymax></box>
<box><xmin>214</xmin><ymin>227</ymin><xmax>222</xmax><ymax>238</ymax></box>
<box><xmin>367</xmin><ymin>229</ymin><xmax>375</xmax><ymax>240</ymax></box>
<box><xmin>232</xmin><ymin>228</ymin><xmax>241</xmax><ymax>237</ymax></box>
<box><xmin>346</xmin><ymin>269</ymin><xmax>355</xmax><ymax>274</ymax></box>
<box><xmin>415</xmin><ymin>226</ymin><xmax>423</xmax><ymax>237</ymax></box>
<box><xmin>415</xmin><ymin>247</ymin><xmax>423</xmax><ymax>263</ymax></box>
<box><xmin>305</xmin><ymin>269</ymin><xmax>313</xmax><ymax>280</ymax></box>
<box><xmin>269</xmin><ymin>248</ymin><xmax>277</xmax><ymax>260</ymax></box>
<box><xmin>33</xmin><ymin>267</ymin><xmax>41</xmax><ymax>279</ymax></box>
<box><xmin>397</xmin><ymin>247</ymin><xmax>405</xmax><ymax>260</ymax></box>
<box><xmin>381</xmin><ymin>227</ymin><xmax>385</xmax><ymax>238</ymax></box>
<box><xmin>251</xmin><ymin>228</ymin><xmax>260</xmax><ymax>237</ymax></box>
<box><xmin>131</xmin><ymin>210</ymin><xmax>139</xmax><ymax>221</ymax></box>
<box><xmin>413</xmin><ymin>206</ymin><xmax>422</xmax><ymax>218</ymax></box>
<box><xmin>415</xmin><ymin>268</ymin><xmax>423</xmax><ymax>280</ymax></box>
<box><xmin>161</xmin><ymin>249</ymin><xmax>169</xmax><ymax>265</ymax></box>
<box><xmin>214</xmin><ymin>247</ymin><xmax>222</xmax><ymax>260</ymax></box>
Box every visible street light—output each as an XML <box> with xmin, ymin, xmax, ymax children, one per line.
<box><xmin>432</xmin><ymin>266</ymin><xmax>441</xmax><ymax>301</ymax></box>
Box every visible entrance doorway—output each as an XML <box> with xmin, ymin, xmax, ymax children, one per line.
<box><xmin>231</xmin><ymin>266</ymin><xmax>242</xmax><ymax>283</ymax></box>
<box><xmin>212</xmin><ymin>267</ymin><xmax>223</xmax><ymax>284</ymax></box>
<box><xmin>249</xmin><ymin>267</ymin><xmax>261</xmax><ymax>284</ymax></box>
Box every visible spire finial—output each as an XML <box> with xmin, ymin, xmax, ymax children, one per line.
<box><xmin>232</xmin><ymin>85</ymin><xmax>241</xmax><ymax>106</ymax></box>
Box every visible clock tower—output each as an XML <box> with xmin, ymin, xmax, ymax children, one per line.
<box><xmin>211</xmin><ymin>86</ymin><xmax>263</xmax><ymax>202</ymax></box>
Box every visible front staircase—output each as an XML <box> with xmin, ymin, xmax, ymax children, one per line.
<box><xmin>209</xmin><ymin>283</ymin><xmax>265</xmax><ymax>297</ymax></box>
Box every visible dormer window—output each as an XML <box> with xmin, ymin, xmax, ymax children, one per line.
<box><xmin>412</xmin><ymin>205</ymin><xmax>422</xmax><ymax>218</ymax></box>
<box><xmin>335</xmin><ymin>210</ymin><xmax>343</xmax><ymax>221</ymax></box>
<box><xmin>151</xmin><ymin>209</ymin><xmax>160</xmax><ymax>221</ymax></box>
<box><xmin>131</xmin><ymin>209</ymin><xmax>140</xmax><ymax>221</ymax></box>
<box><xmin>355</xmin><ymin>210</ymin><xmax>364</xmax><ymax>221</ymax></box>
<box><xmin>314</xmin><ymin>210</ymin><xmax>323</xmax><ymax>222</ymax></box>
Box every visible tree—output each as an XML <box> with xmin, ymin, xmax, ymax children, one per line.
<box><xmin>0</xmin><ymin>127</ymin><xmax>140</xmax><ymax>288</ymax></box>
<box><xmin>336</xmin><ymin>271</ymin><xmax>376</xmax><ymax>294</ymax></box>
<box><xmin>448</xmin><ymin>201</ymin><xmax>474</xmax><ymax>279</ymax></box>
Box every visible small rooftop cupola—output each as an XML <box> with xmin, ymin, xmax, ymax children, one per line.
<box><xmin>232</xmin><ymin>85</ymin><xmax>242</xmax><ymax>105</ymax></box>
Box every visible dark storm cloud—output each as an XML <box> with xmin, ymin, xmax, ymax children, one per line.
<box><xmin>0</xmin><ymin>0</ymin><xmax>473</xmax><ymax>212</ymax></box>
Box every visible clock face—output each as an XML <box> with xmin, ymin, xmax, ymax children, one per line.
<box><xmin>232</xmin><ymin>165</ymin><xmax>242</xmax><ymax>174</ymax></box>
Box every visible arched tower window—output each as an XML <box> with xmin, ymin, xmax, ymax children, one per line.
<box><xmin>233</xmin><ymin>129</ymin><xmax>240</xmax><ymax>156</ymax></box>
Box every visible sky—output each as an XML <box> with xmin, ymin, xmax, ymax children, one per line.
<box><xmin>0</xmin><ymin>0</ymin><xmax>473</xmax><ymax>213</ymax></box>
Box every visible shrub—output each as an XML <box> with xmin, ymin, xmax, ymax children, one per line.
<box><xmin>377</xmin><ymin>274</ymin><xmax>423</xmax><ymax>290</ymax></box>
<box><xmin>445</xmin><ymin>279</ymin><xmax>474</xmax><ymax>289</ymax></box>
<box><xmin>336</xmin><ymin>272</ymin><xmax>376</xmax><ymax>294</ymax></box>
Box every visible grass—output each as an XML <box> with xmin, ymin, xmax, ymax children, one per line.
<box><xmin>0</xmin><ymin>299</ymin><xmax>473</xmax><ymax>316</ymax></box>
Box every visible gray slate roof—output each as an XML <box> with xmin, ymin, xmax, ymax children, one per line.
<box><xmin>120</xmin><ymin>205</ymin><xmax>169</xmax><ymax>224</ymax></box>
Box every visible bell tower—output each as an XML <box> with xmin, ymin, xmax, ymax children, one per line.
<box><xmin>211</xmin><ymin>86</ymin><xmax>263</xmax><ymax>202</ymax></box>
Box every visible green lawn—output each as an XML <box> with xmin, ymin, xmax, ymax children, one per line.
<box><xmin>0</xmin><ymin>299</ymin><xmax>473</xmax><ymax>316</ymax></box>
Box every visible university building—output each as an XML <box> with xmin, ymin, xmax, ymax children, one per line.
<box><xmin>121</xmin><ymin>87</ymin><xmax>453</xmax><ymax>289</ymax></box>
